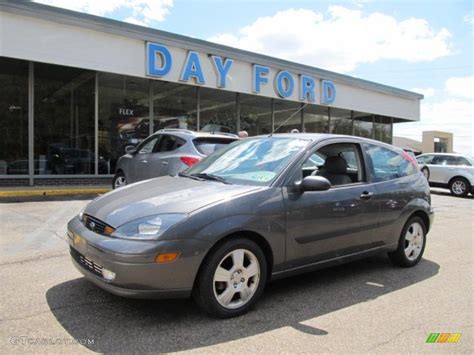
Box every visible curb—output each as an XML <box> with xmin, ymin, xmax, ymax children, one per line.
<box><xmin>0</xmin><ymin>188</ymin><xmax>111</xmax><ymax>198</ymax></box>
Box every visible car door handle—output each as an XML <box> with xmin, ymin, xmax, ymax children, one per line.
<box><xmin>141</xmin><ymin>160</ymin><xmax>148</xmax><ymax>164</ymax></box>
<box><xmin>161</xmin><ymin>161</ymin><xmax>169</xmax><ymax>165</ymax></box>
<box><xmin>360</xmin><ymin>191</ymin><xmax>373</xmax><ymax>200</ymax></box>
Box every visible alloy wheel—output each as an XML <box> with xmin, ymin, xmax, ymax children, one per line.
<box><xmin>451</xmin><ymin>180</ymin><xmax>466</xmax><ymax>195</ymax></box>
<box><xmin>404</xmin><ymin>222</ymin><xmax>424</xmax><ymax>261</ymax></box>
<box><xmin>213</xmin><ymin>249</ymin><xmax>260</xmax><ymax>309</ymax></box>
<box><xmin>114</xmin><ymin>176</ymin><xmax>127</xmax><ymax>188</ymax></box>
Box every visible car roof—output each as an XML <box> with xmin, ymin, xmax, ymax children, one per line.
<box><xmin>154</xmin><ymin>129</ymin><xmax>238</xmax><ymax>140</ymax></box>
<box><xmin>251</xmin><ymin>133</ymin><xmax>390</xmax><ymax>145</ymax></box>
<box><xmin>418</xmin><ymin>152</ymin><xmax>469</xmax><ymax>157</ymax></box>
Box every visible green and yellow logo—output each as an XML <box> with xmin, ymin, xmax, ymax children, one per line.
<box><xmin>426</xmin><ymin>333</ymin><xmax>462</xmax><ymax>343</ymax></box>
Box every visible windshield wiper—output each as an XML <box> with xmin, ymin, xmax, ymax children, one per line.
<box><xmin>177</xmin><ymin>172</ymin><xmax>205</xmax><ymax>181</ymax></box>
<box><xmin>190</xmin><ymin>173</ymin><xmax>231</xmax><ymax>184</ymax></box>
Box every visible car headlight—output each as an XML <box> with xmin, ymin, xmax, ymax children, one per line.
<box><xmin>111</xmin><ymin>214</ymin><xmax>187</xmax><ymax>240</ymax></box>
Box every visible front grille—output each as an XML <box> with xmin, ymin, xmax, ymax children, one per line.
<box><xmin>70</xmin><ymin>247</ymin><xmax>103</xmax><ymax>278</ymax></box>
<box><xmin>83</xmin><ymin>214</ymin><xmax>111</xmax><ymax>235</ymax></box>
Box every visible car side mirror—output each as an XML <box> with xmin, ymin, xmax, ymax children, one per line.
<box><xmin>125</xmin><ymin>145</ymin><xmax>136</xmax><ymax>154</ymax></box>
<box><xmin>297</xmin><ymin>176</ymin><xmax>331</xmax><ymax>192</ymax></box>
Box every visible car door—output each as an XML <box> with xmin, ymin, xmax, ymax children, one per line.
<box><xmin>128</xmin><ymin>135</ymin><xmax>161</xmax><ymax>182</ymax></box>
<box><xmin>140</xmin><ymin>134</ymin><xmax>186</xmax><ymax>180</ymax></box>
<box><xmin>284</xmin><ymin>140</ymin><xmax>380</xmax><ymax>269</ymax></box>
<box><xmin>428</xmin><ymin>155</ymin><xmax>451</xmax><ymax>183</ymax></box>
<box><xmin>363</xmin><ymin>143</ymin><xmax>420</xmax><ymax>245</ymax></box>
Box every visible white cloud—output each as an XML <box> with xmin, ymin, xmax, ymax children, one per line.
<box><xmin>445</xmin><ymin>76</ymin><xmax>474</xmax><ymax>99</ymax></box>
<box><xmin>34</xmin><ymin>0</ymin><xmax>173</xmax><ymax>25</ymax></box>
<box><xmin>208</xmin><ymin>7</ymin><xmax>452</xmax><ymax>73</ymax></box>
<box><xmin>464</xmin><ymin>13</ymin><xmax>474</xmax><ymax>25</ymax></box>
<box><xmin>411</xmin><ymin>88</ymin><xmax>436</xmax><ymax>98</ymax></box>
<box><xmin>395</xmin><ymin>76</ymin><xmax>474</xmax><ymax>154</ymax></box>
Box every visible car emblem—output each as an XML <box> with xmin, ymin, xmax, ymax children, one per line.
<box><xmin>89</xmin><ymin>221</ymin><xmax>95</xmax><ymax>229</ymax></box>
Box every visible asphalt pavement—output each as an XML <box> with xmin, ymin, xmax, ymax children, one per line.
<box><xmin>0</xmin><ymin>190</ymin><xmax>472</xmax><ymax>353</ymax></box>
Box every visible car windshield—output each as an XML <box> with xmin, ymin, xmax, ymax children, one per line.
<box><xmin>185</xmin><ymin>137</ymin><xmax>309</xmax><ymax>186</ymax></box>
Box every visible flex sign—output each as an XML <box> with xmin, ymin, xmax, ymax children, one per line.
<box><xmin>146</xmin><ymin>42</ymin><xmax>336</xmax><ymax>105</ymax></box>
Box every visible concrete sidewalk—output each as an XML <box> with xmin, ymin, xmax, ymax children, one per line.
<box><xmin>0</xmin><ymin>185</ymin><xmax>111</xmax><ymax>198</ymax></box>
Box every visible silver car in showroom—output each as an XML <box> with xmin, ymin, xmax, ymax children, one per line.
<box><xmin>416</xmin><ymin>153</ymin><xmax>474</xmax><ymax>196</ymax></box>
<box><xmin>68</xmin><ymin>134</ymin><xmax>433</xmax><ymax>318</ymax></box>
<box><xmin>112</xmin><ymin>129</ymin><xmax>238</xmax><ymax>189</ymax></box>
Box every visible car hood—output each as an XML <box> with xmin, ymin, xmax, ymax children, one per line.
<box><xmin>85</xmin><ymin>175</ymin><xmax>263</xmax><ymax>227</ymax></box>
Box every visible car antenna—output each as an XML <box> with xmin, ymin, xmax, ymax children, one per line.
<box><xmin>270</xmin><ymin>103</ymin><xmax>309</xmax><ymax>137</ymax></box>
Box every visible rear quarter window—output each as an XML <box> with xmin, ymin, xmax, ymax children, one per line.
<box><xmin>193</xmin><ymin>137</ymin><xmax>237</xmax><ymax>156</ymax></box>
<box><xmin>364</xmin><ymin>143</ymin><xmax>418</xmax><ymax>182</ymax></box>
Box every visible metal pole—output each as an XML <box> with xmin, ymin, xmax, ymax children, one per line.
<box><xmin>149</xmin><ymin>80</ymin><xmax>154</xmax><ymax>136</ymax></box>
<box><xmin>271</xmin><ymin>98</ymin><xmax>275</xmax><ymax>132</ymax></box>
<box><xmin>196</xmin><ymin>87</ymin><xmax>200</xmax><ymax>130</ymax></box>
<box><xmin>236</xmin><ymin>93</ymin><xmax>241</xmax><ymax>132</ymax></box>
<box><xmin>372</xmin><ymin>114</ymin><xmax>376</xmax><ymax>140</ymax></box>
<box><xmin>327</xmin><ymin>107</ymin><xmax>331</xmax><ymax>134</ymax></box>
<box><xmin>28</xmin><ymin>62</ymin><xmax>34</xmax><ymax>186</ymax></box>
<box><xmin>94</xmin><ymin>72</ymin><xmax>99</xmax><ymax>175</ymax></box>
<box><xmin>351</xmin><ymin>110</ymin><xmax>355</xmax><ymax>136</ymax></box>
<box><xmin>300</xmin><ymin>103</ymin><xmax>305</xmax><ymax>132</ymax></box>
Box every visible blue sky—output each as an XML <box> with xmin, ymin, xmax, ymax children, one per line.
<box><xmin>35</xmin><ymin>0</ymin><xmax>474</xmax><ymax>153</ymax></box>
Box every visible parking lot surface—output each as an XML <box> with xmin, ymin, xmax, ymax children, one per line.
<box><xmin>0</xmin><ymin>190</ymin><xmax>472</xmax><ymax>353</ymax></box>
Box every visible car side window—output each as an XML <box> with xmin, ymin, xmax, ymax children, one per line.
<box><xmin>416</xmin><ymin>155</ymin><xmax>434</xmax><ymax>164</ymax></box>
<box><xmin>153</xmin><ymin>135</ymin><xmax>186</xmax><ymax>153</ymax></box>
<box><xmin>431</xmin><ymin>155</ymin><xmax>450</xmax><ymax>165</ymax></box>
<box><xmin>300</xmin><ymin>143</ymin><xmax>364</xmax><ymax>186</ymax></box>
<box><xmin>364</xmin><ymin>143</ymin><xmax>417</xmax><ymax>182</ymax></box>
<box><xmin>137</xmin><ymin>136</ymin><xmax>159</xmax><ymax>154</ymax></box>
<box><xmin>449</xmin><ymin>157</ymin><xmax>471</xmax><ymax>166</ymax></box>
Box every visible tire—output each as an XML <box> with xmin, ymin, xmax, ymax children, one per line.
<box><xmin>193</xmin><ymin>238</ymin><xmax>267</xmax><ymax>318</ymax></box>
<box><xmin>421</xmin><ymin>167</ymin><xmax>430</xmax><ymax>180</ymax></box>
<box><xmin>388</xmin><ymin>216</ymin><xmax>426</xmax><ymax>267</ymax></box>
<box><xmin>449</xmin><ymin>177</ymin><xmax>470</xmax><ymax>197</ymax></box>
<box><xmin>112</xmin><ymin>171</ymin><xmax>127</xmax><ymax>189</ymax></box>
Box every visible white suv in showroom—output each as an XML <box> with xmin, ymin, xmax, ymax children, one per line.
<box><xmin>416</xmin><ymin>153</ymin><xmax>474</xmax><ymax>197</ymax></box>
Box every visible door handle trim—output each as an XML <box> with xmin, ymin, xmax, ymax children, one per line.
<box><xmin>141</xmin><ymin>160</ymin><xmax>148</xmax><ymax>164</ymax></box>
<box><xmin>360</xmin><ymin>191</ymin><xmax>373</xmax><ymax>200</ymax></box>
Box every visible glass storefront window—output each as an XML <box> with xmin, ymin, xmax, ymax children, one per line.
<box><xmin>0</xmin><ymin>57</ymin><xmax>29</xmax><ymax>175</ymax></box>
<box><xmin>152</xmin><ymin>80</ymin><xmax>197</xmax><ymax>133</ymax></box>
<box><xmin>304</xmin><ymin>105</ymin><xmax>328</xmax><ymax>133</ymax></box>
<box><xmin>374</xmin><ymin>116</ymin><xmax>392</xmax><ymax>143</ymax></box>
<box><xmin>199</xmin><ymin>88</ymin><xmax>236</xmax><ymax>134</ymax></box>
<box><xmin>274</xmin><ymin>100</ymin><xmax>302</xmax><ymax>133</ymax></box>
<box><xmin>354</xmin><ymin>115</ymin><xmax>374</xmax><ymax>139</ymax></box>
<box><xmin>34</xmin><ymin>63</ymin><xmax>95</xmax><ymax>175</ymax></box>
<box><xmin>99</xmin><ymin>73</ymin><xmax>150</xmax><ymax>174</ymax></box>
<box><xmin>330</xmin><ymin>108</ymin><xmax>353</xmax><ymax>135</ymax></box>
<box><xmin>240</xmin><ymin>94</ymin><xmax>272</xmax><ymax>136</ymax></box>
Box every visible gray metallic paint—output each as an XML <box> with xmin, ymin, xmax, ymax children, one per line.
<box><xmin>67</xmin><ymin>134</ymin><xmax>434</xmax><ymax>299</ymax></box>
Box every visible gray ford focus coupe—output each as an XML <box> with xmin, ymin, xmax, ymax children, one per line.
<box><xmin>67</xmin><ymin>134</ymin><xmax>434</xmax><ymax>318</ymax></box>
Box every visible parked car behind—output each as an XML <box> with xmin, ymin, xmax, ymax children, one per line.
<box><xmin>416</xmin><ymin>153</ymin><xmax>474</xmax><ymax>197</ymax></box>
<box><xmin>69</xmin><ymin>134</ymin><xmax>433</xmax><ymax>318</ymax></box>
<box><xmin>112</xmin><ymin>129</ymin><xmax>238</xmax><ymax>189</ymax></box>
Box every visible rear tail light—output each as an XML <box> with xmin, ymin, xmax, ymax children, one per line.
<box><xmin>180</xmin><ymin>156</ymin><xmax>201</xmax><ymax>167</ymax></box>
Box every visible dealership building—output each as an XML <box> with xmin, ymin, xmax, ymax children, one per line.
<box><xmin>0</xmin><ymin>1</ymin><xmax>423</xmax><ymax>186</ymax></box>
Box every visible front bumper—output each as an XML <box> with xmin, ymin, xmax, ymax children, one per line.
<box><xmin>67</xmin><ymin>216</ymin><xmax>211</xmax><ymax>299</ymax></box>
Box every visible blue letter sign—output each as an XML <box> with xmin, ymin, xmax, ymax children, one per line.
<box><xmin>253</xmin><ymin>65</ymin><xmax>270</xmax><ymax>93</ymax></box>
<box><xmin>211</xmin><ymin>56</ymin><xmax>233</xmax><ymax>88</ymax></box>
<box><xmin>300</xmin><ymin>75</ymin><xmax>316</xmax><ymax>102</ymax></box>
<box><xmin>147</xmin><ymin>42</ymin><xmax>172</xmax><ymax>77</ymax></box>
<box><xmin>180</xmin><ymin>51</ymin><xmax>205</xmax><ymax>84</ymax></box>
<box><xmin>275</xmin><ymin>71</ymin><xmax>295</xmax><ymax>98</ymax></box>
<box><xmin>322</xmin><ymin>80</ymin><xmax>336</xmax><ymax>104</ymax></box>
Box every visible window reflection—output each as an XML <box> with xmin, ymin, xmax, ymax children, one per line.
<box><xmin>0</xmin><ymin>58</ymin><xmax>29</xmax><ymax>175</ymax></box>
<box><xmin>35</xmin><ymin>63</ymin><xmax>95</xmax><ymax>175</ymax></box>
<box><xmin>304</xmin><ymin>105</ymin><xmax>328</xmax><ymax>133</ymax></box>
<box><xmin>274</xmin><ymin>100</ymin><xmax>302</xmax><ymax>133</ymax></box>
<box><xmin>200</xmin><ymin>88</ymin><xmax>236</xmax><ymax>134</ymax></box>
<box><xmin>240</xmin><ymin>94</ymin><xmax>272</xmax><ymax>136</ymax></box>
<box><xmin>99</xmin><ymin>73</ymin><xmax>150</xmax><ymax>174</ymax></box>
<box><xmin>152</xmin><ymin>81</ymin><xmax>197</xmax><ymax>133</ymax></box>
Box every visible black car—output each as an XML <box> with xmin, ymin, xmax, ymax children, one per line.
<box><xmin>68</xmin><ymin>134</ymin><xmax>433</xmax><ymax>318</ymax></box>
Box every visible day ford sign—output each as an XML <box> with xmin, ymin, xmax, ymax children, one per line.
<box><xmin>146</xmin><ymin>42</ymin><xmax>336</xmax><ymax>105</ymax></box>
